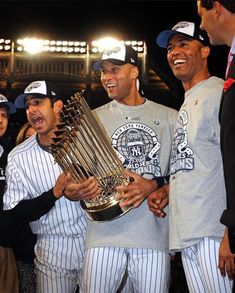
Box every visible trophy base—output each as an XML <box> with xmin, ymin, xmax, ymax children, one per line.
<box><xmin>80</xmin><ymin>201</ymin><xmax>132</xmax><ymax>222</ymax></box>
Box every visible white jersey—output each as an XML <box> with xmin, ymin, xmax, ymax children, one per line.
<box><xmin>3</xmin><ymin>134</ymin><xmax>87</xmax><ymax>270</ymax></box>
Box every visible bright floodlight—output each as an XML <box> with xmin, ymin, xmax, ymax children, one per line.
<box><xmin>16</xmin><ymin>38</ymin><xmax>87</xmax><ymax>54</ymax></box>
<box><xmin>20</xmin><ymin>38</ymin><xmax>43</xmax><ymax>54</ymax></box>
<box><xmin>92</xmin><ymin>37</ymin><xmax>120</xmax><ymax>52</ymax></box>
<box><xmin>91</xmin><ymin>37</ymin><xmax>144</xmax><ymax>54</ymax></box>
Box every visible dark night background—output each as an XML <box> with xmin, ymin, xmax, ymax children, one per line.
<box><xmin>0</xmin><ymin>0</ymin><xmax>229</xmax><ymax>80</ymax></box>
<box><xmin>0</xmin><ymin>0</ymin><xmax>229</xmax><ymax>135</ymax></box>
<box><xmin>0</xmin><ymin>1</ymin><xmax>229</xmax><ymax>124</ymax></box>
<box><xmin>1</xmin><ymin>0</ymin><xmax>230</xmax><ymax>157</ymax></box>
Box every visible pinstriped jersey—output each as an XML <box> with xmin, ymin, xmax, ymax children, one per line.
<box><xmin>3</xmin><ymin>134</ymin><xmax>87</xmax><ymax>269</ymax></box>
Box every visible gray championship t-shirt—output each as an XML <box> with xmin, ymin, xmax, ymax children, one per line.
<box><xmin>86</xmin><ymin>99</ymin><xmax>178</xmax><ymax>252</ymax></box>
<box><xmin>169</xmin><ymin>76</ymin><xmax>226</xmax><ymax>251</ymax></box>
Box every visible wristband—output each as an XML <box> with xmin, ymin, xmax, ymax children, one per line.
<box><xmin>154</xmin><ymin>176</ymin><xmax>170</xmax><ymax>188</ymax></box>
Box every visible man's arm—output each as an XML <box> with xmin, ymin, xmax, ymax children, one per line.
<box><xmin>0</xmin><ymin>173</ymin><xmax>67</xmax><ymax>227</ymax></box>
<box><xmin>218</xmin><ymin>228</ymin><xmax>235</xmax><ymax>279</ymax></box>
<box><xmin>0</xmin><ymin>189</ymin><xmax>57</xmax><ymax>227</ymax></box>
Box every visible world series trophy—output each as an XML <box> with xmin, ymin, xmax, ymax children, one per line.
<box><xmin>49</xmin><ymin>91</ymin><xmax>132</xmax><ymax>222</ymax></box>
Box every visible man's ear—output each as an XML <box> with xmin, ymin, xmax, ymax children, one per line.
<box><xmin>132</xmin><ymin>66</ymin><xmax>139</xmax><ymax>79</ymax></box>
<box><xmin>201</xmin><ymin>46</ymin><xmax>210</xmax><ymax>59</ymax></box>
<box><xmin>54</xmin><ymin>100</ymin><xmax>63</xmax><ymax>114</ymax></box>
<box><xmin>214</xmin><ymin>1</ymin><xmax>223</xmax><ymax>19</ymax></box>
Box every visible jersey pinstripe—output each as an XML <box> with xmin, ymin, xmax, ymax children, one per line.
<box><xmin>3</xmin><ymin>134</ymin><xmax>87</xmax><ymax>291</ymax></box>
<box><xmin>169</xmin><ymin>77</ymin><xmax>234</xmax><ymax>291</ymax></box>
<box><xmin>82</xmin><ymin>247</ymin><xmax>170</xmax><ymax>293</ymax></box>
<box><xmin>181</xmin><ymin>237</ymin><xmax>233</xmax><ymax>292</ymax></box>
<box><xmin>81</xmin><ymin>99</ymin><xmax>177</xmax><ymax>293</ymax></box>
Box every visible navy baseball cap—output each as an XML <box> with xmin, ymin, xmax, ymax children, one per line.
<box><xmin>156</xmin><ymin>21</ymin><xmax>210</xmax><ymax>48</ymax></box>
<box><xmin>0</xmin><ymin>93</ymin><xmax>16</xmax><ymax>114</ymax></box>
<box><xmin>15</xmin><ymin>80</ymin><xmax>58</xmax><ymax>108</ymax></box>
<box><xmin>93</xmin><ymin>43</ymin><xmax>139</xmax><ymax>70</ymax></box>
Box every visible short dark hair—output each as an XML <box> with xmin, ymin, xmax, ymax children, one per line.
<box><xmin>200</xmin><ymin>0</ymin><xmax>235</xmax><ymax>13</ymax></box>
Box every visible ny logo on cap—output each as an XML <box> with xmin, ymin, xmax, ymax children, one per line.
<box><xmin>26</xmin><ymin>81</ymin><xmax>42</xmax><ymax>92</ymax></box>
<box><xmin>104</xmin><ymin>46</ymin><xmax>121</xmax><ymax>57</ymax></box>
<box><xmin>173</xmin><ymin>21</ymin><xmax>189</xmax><ymax>31</ymax></box>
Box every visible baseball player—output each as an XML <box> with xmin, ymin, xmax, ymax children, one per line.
<box><xmin>3</xmin><ymin>81</ymin><xmax>99</xmax><ymax>293</ymax></box>
<box><xmin>65</xmin><ymin>44</ymin><xmax>178</xmax><ymax>292</ymax></box>
<box><xmin>149</xmin><ymin>21</ymin><xmax>234</xmax><ymax>292</ymax></box>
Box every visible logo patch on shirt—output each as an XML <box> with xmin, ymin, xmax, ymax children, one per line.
<box><xmin>171</xmin><ymin>110</ymin><xmax>194</xmax><ymax>174</ymax></box>
<box><xmin>111</xmin><ymin>122</ymin><xmax>162</xmax><ymax>178</ymax></box>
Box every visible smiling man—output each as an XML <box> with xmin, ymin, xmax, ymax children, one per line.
<box><xmin>70</xmin><ymin>43</ymin><xmax>178</xmax><ymax>293</ymax></box>
<box><xmin>148</xmin><ymin>21</ymin><xmax>235</xmax><ymax>292</ymax></box>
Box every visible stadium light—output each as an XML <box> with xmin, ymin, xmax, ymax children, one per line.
<box><xmin>91</xmin><ymin>37</ymin><xmax>144</xmax><ymax>54</ymax></box>
<box><xmin>0</xmin><ymin>39</ymin><xmax>12</xmax><ymax>51</ymax></box>
<box><xmin>0</xmin><ymin>35</ymin><xmax>147</xmax><ymax>91</ymax></box>
<box><xmin>16</xmin><ymin>38</ymin><xmax>87</xmax><ymax>54</ymax></box>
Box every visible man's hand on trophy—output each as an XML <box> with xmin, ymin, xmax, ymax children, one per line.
<box><xmin>53</xmin><ymin>173</ymin><xmax>68</xmax><ymax>199</ymax></box>
<box><xmin>64</xmin><ymin>173</ymin><xmax>100</xmax><ymax>201</ymax></box>
<box><xmin>147</xmin><ymin>184</ymin><xmax>169</xmax><ymax>218</ymax></box>
<box><xmin>116</xmin><ymin>170</ymin><xmax>157</xmax><ymax>209</ymax></box>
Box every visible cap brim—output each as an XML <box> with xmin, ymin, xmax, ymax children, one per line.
<box><xmin>156</xmin><ymin>30</ymin><xmax>206</xmax><ymax>48</ymax></box>
<box><xmin>93</xmin><ymin>60</ymin><xmax>103</xmax><ymax>71</ymax></box>
<box><xmin>0</xmin><ymin>102</ymin><xmax>16</xmax><ymax>114</ymax></box>
<box><xmin>15</xmin><ymin>93</ymin><xmax>47</xmax><ymax>108</ymax></box>
<box><xmin>156</xmin><ymin>30</ymin><xmax>177</xmax><ymax>48</ymax></box>
<box><xmin>93</xmin><ymin>59</ymin><xmax>126</xmax><ymax>70</ymax></box>
<box><xmin>7</xmin><ymin>102</ymin><xmax>16</xmax><ymax>114</ymax></box>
